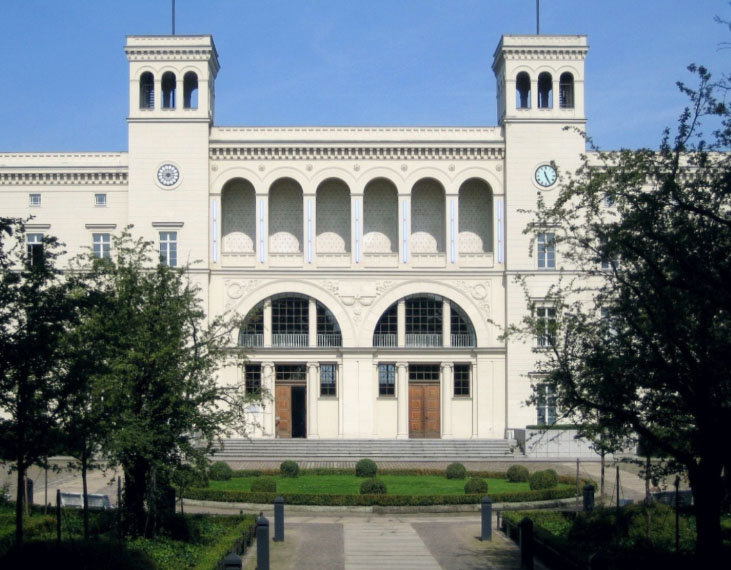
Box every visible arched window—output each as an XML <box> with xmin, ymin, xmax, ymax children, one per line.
<box><xmin>559</xmin><ymin>72</ymin><xmax>574</xmax><ymax>109</ymax></box>
<box><xmin>162</xmin><ymin>72</ymin><xmax>176</xmax><ymax>109</ymax></box>
<box><xmin>139</xmin><ymin>72</ymin><xmax>154</xmax><ymax>109</ymax></box>
<box><xmin>411</xmin><ymin>179</ymin><xmax>445</xmax><ymax>254</ymax></box>
<box><xmin>450</xmin><ymin>305</ymin><xmax>476</xmax><ymax>347</ymax></box>
<box><xmin>458</xmin><ymin>178</ymin><xmax>493</xmax><ymax>254</ymax></box>
<box><xmin>317</xmin><ymin>303</ymin><xmax>342</xmax><ymax>346</ymax></box>
<box><xmin>239</xmin><ymin>302</ymin><xmax>264</xmax><ymax>347</ymax></box>
<box><xmin>183</xmin><ymin>72</ymin><xmax>198</xmax><ymax>109</ymax></box>
<box><xmin>373</xmin><ymin>304</ymin><xmax>397</xmax><ymax>347</ymax></box>
<box><xmin>538</xmin><ymin>72</ymin><xmax>553</xmax><ymax>109</ymax></box>
<box><xmin>516</xmin><ymin>72</ymin><xmax>531</xmax><ymax>109</ymax></box>
<box><xmin>406</xmin><ymin>295</ymin><xmax>442</xmax><ymax>346</ymax></box>
<box><xmin>222</xmin><ymin>179</ymin><xmax>256</xmax><ymax>254</ymax></box>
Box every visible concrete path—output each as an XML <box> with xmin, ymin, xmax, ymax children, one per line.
<box><xmin>240</xmin><ymin>513</ymin><xmax>541</xmax><ymax>570</ymax></box>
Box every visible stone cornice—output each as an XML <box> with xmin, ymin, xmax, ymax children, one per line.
<box><xmin>210</xmin><ymin>144</ymin><xmax>504</xmax><ymax>162</ymax></box>
<box><xmin>0</xmin><ymin>170</ymin><xmax>128</xmax><ymax>186</ymax></box>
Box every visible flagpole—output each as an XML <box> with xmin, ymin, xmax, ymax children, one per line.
<box><xmin>536</xmin><ymin>0</ymin><xmax>540</xmax><ymax>34</ymax></box>
<box><xmin>172</xmin><ymin>0</ymin><xmax>176</xmax><ymax>35</ymax></box>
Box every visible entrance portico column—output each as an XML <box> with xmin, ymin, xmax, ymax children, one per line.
<box><xmin>397</xmin><ymin>300</ymin><xmax>406</xmax><ymax>347</ymax></box>
<box><xmin>308</xmin><ymin>297</ymin><xmax>318</xmax><ymax>347</ymax></box>
<box><xmin>261</xmin><ymin>361</ymin><xmax>275</xmax><ymax>438</ymax></box>
<box><xmin>263</xmin><ymin>300</ymin><xmax>272</xmax><ymax>348</ymax></box>
<box><xmin>396</xmin><ymin>362</ymin><xmax>409</xmax><ymax>439</ymax></box>
<box><xmin>307</xmin><ymin>362</ymin><xmax>320</xmax><ymax>439</ymax></box>
<box><xmin>441</xmin><ymin>362</ymin><xmax>453</xmax><ymax>439</ymax></box>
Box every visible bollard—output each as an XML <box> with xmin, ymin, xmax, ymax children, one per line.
<box><xmin>481</xmin><ymin>496</ymin><xmax>492</xmax><ymax>541</ymax></box>
<box><xmin>256</xmin><ymin>514</ymin><xmax>270</xmax><ymax>570</ymax></box>
<box><xmin>56</xmin><ymin>489</ymin><xmax>62</xmax><ymax>544</ymax></box>
<box><xmin>223</xmin><ymin>552</ymin><xmax>242</xmax><ymax>570</ymax></box>
<box><xmin>583</xmin><ymin>484</ymin><xmax>595</xmax><ymax>511</ymax></box>
<box><xmin>519</xmin><ymin>517</ymin><xmax>534</xmax><ymax>570</ymax></box>
<box><xmin>273</xmin><ymin>496</ymin><xmax>285</xmax><ymax>542</ymax></box>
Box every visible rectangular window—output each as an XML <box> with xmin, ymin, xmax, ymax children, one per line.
<box><xmin>92</xmin><ymin>233</ymin><xmax>111</xmax><ymax>259</ymax></box>
<box><xmin>537</xmin><ymin>232</ymin><xmax>555</xmax><ymax>269</ymax></box>
<box><xmin>320</xmin><ymin>364</ymin><xmax>336</xmax><ymax>397</ymax></box>
<box><xmin>275</xmin><ymin>364</ymin><xmax>306</xmax><ymax>382</ymax></box>
<box><xmin>29</xmin><ymin>193</ymin><xmax>41</xmax><ymax>207</ymax></box>
<box><xmin>378</xmin><ymin>363</ymin><xmax>395</xmax><ymax>396</ymax></box>
<box><xmin>26</xmin><ymin>233</ymin><xmax>44</xmax><ymax>267</ymax></box>
<box><xmin>408</xmin><ymin>364</ymin><xmax>440</xmax><ymax>382</ymax></box>
<box><xmin>537</xmin><ymin>384</ymin><xmax>557</xmax><ymax>425</ymax></box>
<box><xmin>454</xmin><ymin>364</ymin><xmax>470</xmax><ymax>397</ymax></box>
<box><xmin>159</xmin><ymin>231</ymin><xmax>177</xmax><ymax>267</ymax></box>
<box><xmin>536</xmin><ymin>306</ymin><xmax>556</xmax><ymax>347</ymax></box>
<box><xmin>245</xmin><ymin>364</ymin><xmax>261</xmax><ymax>394</ymax></box>
<box><xmin>94</xmin><ymin>193</ymin><xmax>107</xmax><ymax>207</ymax></box>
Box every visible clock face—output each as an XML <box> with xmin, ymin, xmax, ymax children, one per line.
<box><xmin>157</xmin><ymin>164</ymin><xmax>180</xmax><ymax>187</ymax></box>
<box><xmin>535</xmin><ymin>164</ymin><xmax>557</xmax><ymax>188</ymax></box>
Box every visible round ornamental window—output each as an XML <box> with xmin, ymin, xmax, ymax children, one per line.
<box><xmin>157</xmin><ymin>163</ymin><xmax>180</xmax><ymax>187</ymax></box>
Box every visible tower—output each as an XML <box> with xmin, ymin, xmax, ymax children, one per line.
<box><xmin>124</xmin><ymin>35</ymin><xmax>219</xmax><ymax>266</ymax></box>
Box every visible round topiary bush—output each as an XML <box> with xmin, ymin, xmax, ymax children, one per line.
<box><xmin>355</xmin><ymin>458</ymin><xmax>377</xmax><ymax>478</ymax></box>
<box><xmin>359</xmin><ymin>478</ymin><xmax>387</xmax><ymax>495</ymax></box>
<box><xmin>445</xmin><ymin>462</ymin><xmax>467</xmax><ymax>480</ymax></box>
<box><xmin>208</xmin><ymin>461</ymin><xmax>233</xmax><ymax>481</ymax></box>
<box><xmin>506</xmin><ymin>465</ymin><xmax>530</xmax><ymax>483</ymax></box>
<box><xmin>529</xmin><ymin>469</ymin><xmax>559</xmax><ymax>490</ymax></box>
<box><xmin>464</xmin><ymin>477</ymin><xmax>488</xmax><ymax>494</ymax></box>
<box><xmin>280</xmin><ymin>460</ymin><xmax>299</xmax><ymax>478</ymax></box>
<box><xmin>250</xmin><ymin>477</ymin><xmax>277</xmax><ymax>493</ymax></box>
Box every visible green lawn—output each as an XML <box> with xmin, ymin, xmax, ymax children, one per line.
<box><xmin>209</xmin><ymin>474</ymin><xmax>557</xmax><ymax>495</ymax></box>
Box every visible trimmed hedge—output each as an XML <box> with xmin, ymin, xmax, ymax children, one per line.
<box><xmin>250</xmin><ymin>478</ymin><xmax>276</xmax><ymax>493</ymax></box>
<box><xmin>360</xmin><ymin>478</ymin><xmax>387</xmax><ymax>495</ymax></box>
<box><xmin>529</xmin><ymin>469</ymin><xmax>559</xmax><ymax>490</ymax></box>
<box><xmin>445</xmin><ymin>462</ymin><xmax>467</xmax><ymax>480</ymax></box>
<box><xmin>355</xmin><ymin>459</ymin><xmax>377</xmax><ymax>478</ymax></box>
<box><xmin>184</xmin><ymin>486</ymin><xmax>578</xmax><ymax>506</ymax></box>
<box><xmin>228</xmin><ymin>467</ymin><xmax>579</xmax><ymax>481</ymax></box>
<box><xmin>464</xmin><ymin>478</ymin><xmax>488</xmax><ymax>494</ymax></box>
<box><xmin>506</xmin><ymin>465</ymin><xmax>530</xmax><ymax>483</ymax></box>
<box><xmin>280</xmin><ymin>460</ymin><xmax>299</xmax><ymax>478</ymax></box>
<box><xmin>208</xmin><ymin>461</ymin><xmax>233</xmax><ymax>481</ymax></box>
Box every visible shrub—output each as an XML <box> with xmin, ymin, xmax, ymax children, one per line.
<box><xmin>506</xmin><ymin>465</ymin><xmax>530</xmax><ymax>482</ymax></box>
<box><xmin>445</xmin><ymin>462</ymin><xmax>467</xmax><ymax>480</ymax></box>
<box><xmin>360</xmin><ymin>478</ymin><xmax>387</xmax><ymax>495</ymax></box>
<box><xmin>209</xmin><ymin>461</ymin><xmax>233</xmax><ymax>481</ymax></box>
<box><xmin>280</xmin><ymin>460</ymin><xmax>299</xmax><ymax>478</ymax></box>
<box><xmin>355</xmin><ymin>458</ymin><xmax>377</xmax><ymax>478</ymax></box>
<box><xmin>250</xmin><ymin>477</ymin><xmax>277</xmax><ymax>493</ymax></box>
<box><xmin>464</xmin><ymin>478</ymin><xmax>488</xmax><ymax>494</ymax></box>
<box><xmin>529</xmin><ymin>469</ymin><xmax>559</xmax><ymax>490</ymax></box>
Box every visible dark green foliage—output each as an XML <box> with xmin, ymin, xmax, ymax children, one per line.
<box><xmin>280</xmin><ymin>460</ymin><xmax>299</xmax><ymax>478</ymax></box>
<box><xmin>209</xmin><ymin>461</ymin><xmax>233</xmax><ymax>482</ymax></box>
<box><xmin>359</xmin><ymin>478</ymin><xmax>387</xmax><ymax>494</ymax></box>
<box><xmin>250</xmin><ymin>478</ymin><xmax>276</xmax><ymax>493</ymax></box>
<box><xmin>464</xmin><ymin>478</ymin><xmax>488</xmax><ymax>494</ymax></box>
<box><xmin>507</xmin><ymin>465</ymin><xmax>530</xmax><ymax>482</ymax></box>
<box><xmin>529</xmin><ymin>469</ymin><xmax>559</xmax><ymax>490</ymax></box>
<box><xmin>445</xmin><ymin>462</ymin><xmax>467</xmax><ymax>479</ymax></box>
<box><xmin>355</xmin><ymin>458</ymin><xmax>377</xmax><ymax>477</ymax></box>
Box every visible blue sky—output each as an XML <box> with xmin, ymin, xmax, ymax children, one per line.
<box><xmin>0</xmin><ymin>1</ymin><xmax>728</xmax><ymax>152</ymax></box>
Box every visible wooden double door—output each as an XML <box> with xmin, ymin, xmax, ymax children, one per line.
<box><xmin>409</xmin><ymin>384</ymin><xmax>440</xmax><ymax>438</ymax></box>
<box><xmin>275</xmin><ymin>385</ymin><xmax>307</xmax><ymax>438</ymax></box>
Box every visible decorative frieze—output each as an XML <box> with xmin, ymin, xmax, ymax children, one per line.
<box><xmin>210</xmin><ymin>145</ymin><xmax>503</xmax><ymax>162</ymax></box>
<box><xmin>0</xmin><ymin>171</ymin><xmax>127</xmax><ymax>186</ymax></box>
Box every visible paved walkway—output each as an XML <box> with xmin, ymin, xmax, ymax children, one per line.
<box><xmin>234</xmin><ymin>513</ymin><xmax>542</xmax><ymax>570</ymax></box>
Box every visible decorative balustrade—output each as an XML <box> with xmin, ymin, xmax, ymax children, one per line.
<box><xmin>451</xmin><ymin>334</ymin><xmax>476</xmax><ymax>347</ymax></box>
<box><xmin>373</xmin><ymin>334</ymin><xmax>397</xmax><ymax>347</ymax></box>
<box><xmin>316</xmin><ymin>253</ymin><xmax>351</xmax><ymax>267</ymax></box>
<box><xmin>221</xmin><ymin>252</ymin><xmax>256</xmax><ymax>268</ymax></box>
<box><xmin>405</xmin><ymin>333</ymin><xmax>443</xmax><ymax>347</ymax></box>
<box><xmin>272</xmin><ymin>333</ymin><xmax>309</xmax><ymax>347</ymax></box>
<box><xmin>238</xmin><ymin>333</ymin><xmax>263</xmax><ymax>348</ymax></box>
<box><xmin>317</xmin><ymin>333</ymin><xmax>342</xmax><ymax>347</ymax></box>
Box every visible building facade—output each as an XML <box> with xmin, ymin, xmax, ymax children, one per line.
<box><xmin>0</xmin><ymin>34</ymin><xmax>589</xmax><ymax>441</ymax></box>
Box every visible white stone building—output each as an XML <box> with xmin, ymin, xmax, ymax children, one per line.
<box><xmin>0</xmin><ymin>33</ymin><xmax>589</xmax><ymax>442</ymax></box>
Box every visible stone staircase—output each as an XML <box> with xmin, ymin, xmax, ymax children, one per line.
<box><xmin>210</xmin><ymin>438</ymin><xmax>517</xmax><ymax>462</ymax></box>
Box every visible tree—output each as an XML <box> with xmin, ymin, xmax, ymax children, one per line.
<box><xmin>505</xmin><ymin>66</ymin><xmax>730</xmax><ymax>562</ymax></box>
<box><xmin>71</xmin><ymin>230</ymin><xmax>260</xmax><ymax>536</ymax></box>
<box><xmin>0</xmin><ymin>219</ymin><xmax>79</xmax><ymax>546</ymax></box>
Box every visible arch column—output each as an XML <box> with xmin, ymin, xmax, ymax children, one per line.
<box><xmin>261</xmin><ymin>361</ymin><xmax>275</xmax><ymax>438</ymax></box>
<box><xmin>305</xmin><ymin>193</ymin><xmax>315</xmax><ymax>264</ymax></box>
<box><xmin>397</xmin><ymin>299</ymin><xmax>406</xmax><ymax>347</ymax></box>
<box><xmin>442</xmin><ymin>299</ymin><xmax>451</xmax><ymax>347</ymax></box>
<box><xmin>396</xmin><ymin>362</ymin><xmax>409</xmax><ymax>439</ymax></box>
<box><xmin>308</xmin><ymin>297</ymin><xmax>318</xmax><ymax>347</ymax></box>
<box><xmin>307</xmin><ymin>362</ymin><xmax>320</xmax><ymax>439</ymax></box>
<box><xmin>441</xmin><ymin>362</ymin><xmax>453</xmax><ymax>439</ymax></box>
<box><xmin>398</xmin><ymin>193</ymin><xmax>410</xmax><ymax>264</ymax></box>
<box><xmin>263</xmin><ymin>299</ymin><xmax>272</xmax><ymax>347</ymax></box>
<box><xmin>471</xmin><ymin>361</ymin><xmax>479</xmax><ymax>438</ymax></box>
<box><xmin>447</xmin><ymin>193</ymin><xmax>458</xmax><ymax>264</ymax></box>
<box><xmin>256</xmin><ymin>193</ymin><xmax>268</xmax><ymax>264</ymax></box>
<box><xmin>351</xmin><ymin>193</ymin><xmax>363</xmax><ymax>264</ymax></box>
